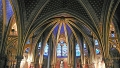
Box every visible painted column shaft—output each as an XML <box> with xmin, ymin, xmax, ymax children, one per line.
<box><xmin>47</xmin><ymin>35</ymin><xmax>52</xmax><ymax>68</ymax></box>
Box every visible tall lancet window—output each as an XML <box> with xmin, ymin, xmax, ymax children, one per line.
<box><xmin>57</xmin><ymin>41</ymin><xmax>68</xmax><ymax>58</ymax></box>
<box><xmin>76</xmin><ymin>44</ymin><xmax>80</xmax><ymax>56</ymax></box>
<box><xmin>95</xmin><ymin>39</ymin><xmax>98</xmax><ymax>45</ymax></box>
<box><xmin>94</xmin><ymin>40</ymin><xmax>100</xmax><ymax>54</ymax></box>
<box><xmin>38</xmin><ymin>42</ymin><xmax>41</xmax><ymax>49</ymax></box>
<box><xmin>43</xmin><ymin>44</ymin><xmax>49</xmax><ymax>56</ymax></box>
<box><xmin>57</xmin><ymin>43</ymin><xmax>62</xmax><ymax>56</ymax></box>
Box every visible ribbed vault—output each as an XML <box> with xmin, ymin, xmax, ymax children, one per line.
<box><xmin>0</xmin><ymin>0</ymin><xmax>120</xmax><ymax>68</ymax></box>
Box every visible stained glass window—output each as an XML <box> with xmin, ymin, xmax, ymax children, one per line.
<box><xmin>26</xmin><ymin>39</ymin><xmax>30</xmax><ymax>44</ymax></box>
<box><xmin>57</xmin><ymin>43</ymin><xmax>62</xmax><ymax>56</ymax></box>
<box><xmin>95</xmin><ymin>40</ymin><xmax>98</xmax><ymax>45</ymax></box>
<box><xmin>43</xmin><ymin>42</ymin><xmax>81</xmax><ymax>57</ymax></box>
<box><xmin>44</xmin><ymin>44</ymin><xmax>48</xmax><ymax>56</ymax></box>
<box><xmin>38</xmin><ymin>42</ymin><xmax>41</xmax><ymax>49</ymax></box>
<box><xmin>25</xmin><ymin>48</ymin><xmax>30</xmax><ymax>53</ymax></box>
<box><xmin>96</xmin><ymin>49</ymin><xmax>100</xmax><ymax>54</ymax></box>
<box><xmin>57</xmin><ymin>43</ymin><xmax>68</xmax><ymax>57</ymax></box>
<box><xmin>111</xmin><ymin>33</ymin><xmax>115</xmax><ymax>37</ymax></box>
<box><xmin>62</xmin><ymin>43</ymin><xmax>67</xmax><ymax>56</ymax></box>
<box><xmin>76</xmin><ymin>44</ymin><xmax>80</xmax><ymax>56</ymax></box>
<box><xmin>84</xmin><ymin>44</ymin><xmax>86</xmax><ymax>48</ymax></box>
<box><xmin>38</xmin><ymin>42</ymin><xmax>41</xmax><ymax>56</ymax></box>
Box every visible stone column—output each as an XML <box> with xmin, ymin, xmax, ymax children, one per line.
<box><xmin>38</xmin><ymin>35</ymin><xmax>44</xmax><ymax>68</ymax></box>
<box><xmin>47</xmin><ymin>36</ymin><xmax>53</xmax><ymax>68</ymax></box>
<box><xmin>47</xmin><ymin>44</ymin><xmax>51</xmax><ymax>68</ymax></box>
<box><xmin>51</xmin><ymin>46</ymin><xmax>56</xmax><ymax>68</ymax></box>
<box><xmin>68</xmin><ymin>38</ymin><xmax>72</xmax><ymax>68</ymax></box>
<box><xmin>71</xmin><ymin>36</ymin><xmax>76</xmax><ymax>68</ymax></box>
<box><xmin>73</xmin><ymin>39</ymin><xmax>76</xmax><ymax>68</ymax></box>
<box><xmin>15</xmin><ymin>56</ymin><xmax>23</xmax><ymax>68</ymax></box>
<box><xmin>80</xmin><ymin>36</ymin><xmax>85</xmax><ymax>66</ymax></box>
<box><xmin>39</xmin><ymin>53</ymin><xmax>43</xmax><ymax>68</ymax></box>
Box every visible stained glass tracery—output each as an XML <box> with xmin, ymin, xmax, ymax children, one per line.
<box><xmin>57</xmin><ymin>43</ymin><xmax>68</xmax><ymax>57</ymax></box>
<box><xmin>38</xmin><ymin>42</ymin><xmax>82</xmax><ymax>57</ymax></box>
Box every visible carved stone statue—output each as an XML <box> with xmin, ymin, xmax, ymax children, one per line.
<box><xmin>60</xmin><ymin>60</ymin><xmax>64</xmax><ymax>68</ymax></box>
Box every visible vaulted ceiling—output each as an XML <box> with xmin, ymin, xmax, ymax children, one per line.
<box><xmin>2</xmin><ymin>0</ymin><xmax>119</xmax><ymax>56</ymax></box>
<box><xmin>12</xmin><ymin>0</ymin><xmax>119</xmax><ymax>39</ymax></box>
